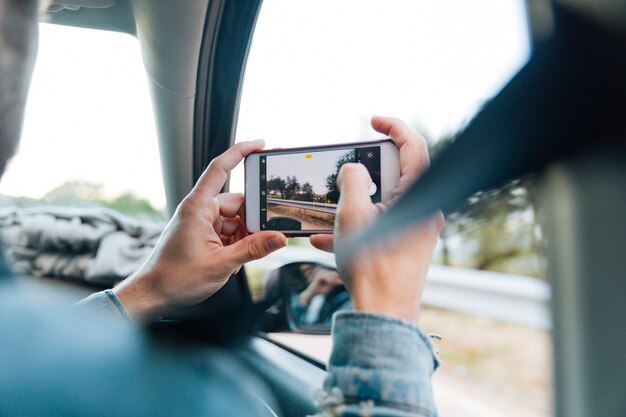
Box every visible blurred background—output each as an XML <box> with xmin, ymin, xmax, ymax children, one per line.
<box><xmin>0</xmin><ymin>1</ymin><xmax>552</xmax><ymax>416</ymax></box>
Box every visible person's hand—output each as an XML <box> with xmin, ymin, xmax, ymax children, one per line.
<box><xmin>114</xmin><ymin>140</ymin><xmax>288</xmax><ymax>321</ymax></box>
<box><xmin>297</xmin><ymin>267</ymin><xmax>343</xmax><ymax>306</ymax></box>
<box><xmin>310</xmin><ymin>116</ymin><xmax>444</xmax><ymax>322</ymax></box>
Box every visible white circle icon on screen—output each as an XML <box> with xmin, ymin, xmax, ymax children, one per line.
<box><xmin>368</xmin><ymin>182</ymin><xmax>377</xmax><ymax>196</ymax></box>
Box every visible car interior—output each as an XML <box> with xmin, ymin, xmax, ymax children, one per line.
<box><xmin>7</xmin><ymin>1</ymin><xmax>624</xmax><ymax>416</ymax></box>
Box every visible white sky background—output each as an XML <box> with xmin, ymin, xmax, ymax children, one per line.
<box><xmin>0</xmin><ymin>24</ymin><xmax>166</xmax><ymax>208</ymax></box>
<box><xmin>0</xmin><ymin>0</ymin><xmax>529</xmax><ymax>207</ymax></box>
<box><xmin>266</xmin><ymin>149</ymin><xmax>351</xmax><ymax>195</ymax></box>
<box><xmin>231</xmin><ymin>0</ymin><xmax>530</xmax><ymax>192</ymax></box>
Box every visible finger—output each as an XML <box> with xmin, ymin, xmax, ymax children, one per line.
<box><xmin>193</xmin><ymin>140</ymin><xmax>265</xmax><ymax>201</ymax></box>
<box><xmin>217</xmin><ymin>193</ymin><xmax>244</xmax><ymax>218</ymax></box>
<box><xmin>235</xmin><ymin>219</ymin><xmax>249</xmax><ymax>241</ymax></box>
<box><xmin>336</xmin><ymin>163</ymin><xmax>375</xmax><ymax>234</ymax></box>
<box><xmin>219</xmin><ymin>234</ymin><xmax>232</xmax><ymax>246</ymax></box>
<box><xmin>371</xmin><ymin>115</ymin><xmax>430</xmax><ymax>181</ymax></box>
<box><xmin>220</xmin><ymin>218</ymin><xmax>242</xmax><ymax>237</ymax></box>
<box><xmin>310</xmin><ymin>234</ymin><xmax>334</xmax><ymax>253</ymax></box>
<box><xmin>222</xmin><ymin>231</ymin><xmax>287</xmax><ymax>269</ymax></box>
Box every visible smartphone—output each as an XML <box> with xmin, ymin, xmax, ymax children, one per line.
<box><xmin>245</xmin><ymin>139</ymin><xmax>400</xmax><ymax>236</ymax></box>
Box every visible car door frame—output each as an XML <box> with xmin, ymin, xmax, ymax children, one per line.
<box><xmin>192</xmin><ymin>2</ymin><xmax>327</xmax><ymax>415</ymax></box>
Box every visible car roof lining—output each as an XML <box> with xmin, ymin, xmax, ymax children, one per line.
<box><xmin>44</xmin><ymin>0</ymin><xmax>208</xmax><ymax>99</ymax></box>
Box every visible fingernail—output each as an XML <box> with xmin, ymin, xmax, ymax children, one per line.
<box><xmin>267</xmin><ymin>235</ymin><xmax>287</xmax><ymax>251</ymax></box>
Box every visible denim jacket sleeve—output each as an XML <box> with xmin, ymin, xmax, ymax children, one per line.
<box><xmin>317</xmin><ymin>311</ymin><xmax>440</xmax><ymax>417</ymax></box>
<box><xmin>74</xmin><ymin>289</ymin><xmax>134</xmax><ymax>324</ymax></box>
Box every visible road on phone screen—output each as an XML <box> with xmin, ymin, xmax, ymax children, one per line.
<box><xmin>267</xmin><ymin>204</ymin><xmax>334</xmax><ymax>231</ymax></box>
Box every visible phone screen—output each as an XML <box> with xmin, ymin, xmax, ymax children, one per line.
<box><xmin>259</xmin><ymin>146</ymin><xmax>381</xmax><ymax>231</ymax></box>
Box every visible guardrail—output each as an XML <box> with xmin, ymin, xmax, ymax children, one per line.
<box><xmin>267</xmin><ymin>198</ymin><xmax>337</xmax><ymax>215</ymax></box>
<box><xmin>246</xmin><ymin>246</ymin><xmax>551</xmax><ymax>330</ymax></box>
<box><xmin>423</xmin><ymin>265</ymin><xmax>551</xmax><ymax>330</ymax></box>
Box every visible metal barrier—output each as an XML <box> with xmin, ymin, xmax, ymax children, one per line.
<box><xmin>267</xmin><ymin>198</ymin><xmax>337</xmax><ymax>215</ymax></box>
<box><xmin>423</xmin><ymin>265</ymin><xmax>551</xmax><ymax>330</ymax></box>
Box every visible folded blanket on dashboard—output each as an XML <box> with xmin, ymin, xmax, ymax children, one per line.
<box><xmin>0</xmin><ymin>207</ymin><xmax>164</xmax><ymax>285</ymax></box>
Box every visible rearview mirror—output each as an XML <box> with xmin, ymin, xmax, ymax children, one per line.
<box><xmin>259</xmin><ymin>262</ymin><xmax>351</xmax><ymax>334</ymax></box>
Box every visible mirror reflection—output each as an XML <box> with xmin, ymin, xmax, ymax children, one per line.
<box><xmin>261</xmin><ymin>262</ymin><xmax>351</xmax><ymax>334</ymax></box>
<box><xmin>287</xmin><ymin>263</ymin><xmax>351</xmax><ymax>328</ymax></box>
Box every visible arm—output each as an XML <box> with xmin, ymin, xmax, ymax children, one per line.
<box><xmin>320</xmin><ymin>312</ymin><xmax>439</xmax><ymax>417</ymax></box>
<box><xmin>81</xmin><ymin>140</ymin><xmax>288</xmax><ymax>322</ymax></box>
<box><xmin>311</xmin><ymin>116</ymin><xmax>444</xmax><ymax>416</ymax></box>
<box><xmin>75</xmin><ymin>290</ymin><xmax>134</xmax><ymax>323</ymax></box>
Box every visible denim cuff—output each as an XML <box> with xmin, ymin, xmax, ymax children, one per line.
<box><xmin>324</xmin><ymin>311</ymin><xmax>439</xmax><ymax>415</ymax></box>
<box><xmin>75</xmin><ymin>290</ymin><xmax>134</xmax><ymax>324</ymax></box>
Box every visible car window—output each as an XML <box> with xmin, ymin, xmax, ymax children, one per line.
<box><xmin>0</xmin><ymin>24</ymin><xmax>165</xmax><ymax>221</ymax></box>
<box><xmin>231</xmin><ymin>0</ymin><xmax>530</xmax><ymax>192</ymax></box>
<box><xmin>233</xmin><ymin>1</ymin><xmax>551</xmax><ymax>416</ymax></box>
<box><xmin>0</xmin><ymin>24</ymin><xmax>165</xmax><ymax>294</ymax></box>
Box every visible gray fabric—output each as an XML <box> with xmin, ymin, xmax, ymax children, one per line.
<box><xmin>76</xmin><ymin>289</ymin><xmax>135</xmax><ymax>323</ymax></box>
<box><xmin>0</xmin><ymin>207</ymin><xmax>163</xmax><ymax>285</ymax></box>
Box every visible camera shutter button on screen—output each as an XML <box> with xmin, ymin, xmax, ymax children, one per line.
<box><xmin>368</xmin><ymin>182</ymin><xmax>377</xmax><ymax>196</ymax></box>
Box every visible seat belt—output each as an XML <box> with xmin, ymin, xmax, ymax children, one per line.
<box><xmin>337</xmin><ymin>4</ymin><xmax>626</xmax><ymax>264</ymax></box>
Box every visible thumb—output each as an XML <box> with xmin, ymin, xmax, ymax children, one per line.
<box><xmin>336</xmin><ymin>163</ymin><xmax>375</xmax><ymax>234</ymax></box>
<box><xmin>224</xmin><ymin>231</ymin><xmax>287</xmax><ymax>267</ymax></box>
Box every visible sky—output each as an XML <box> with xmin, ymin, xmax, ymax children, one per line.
<box><xmin>230</xmin><ymin>0</ymin><xmax>530</xmax><ymax>192</ymax></box>
<box><xmin>266</xmin><ymin>149</ymin><xmax>351</xmax><ymax>195</ymax></box>
<box><xmin>0</xmin><ymin>24</ymin><xmax>165</xmax><ymax>208</ymax></box>
<box><xmin>0</xmin><ymin>0</ymin><xmax>530</xmax><ymax>207</ymax></box>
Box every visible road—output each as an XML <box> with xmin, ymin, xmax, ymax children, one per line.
<box><xmin>267</xmin><ymin>207</ymin><xmax>328</xmax><ymax>230</ymax></box>
<box><xmin>266</xmin><ymin>202</ymin><xmax>335</xmax><ymax>230</ymax></box>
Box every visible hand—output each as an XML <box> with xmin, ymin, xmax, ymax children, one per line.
<box><xmin>298</xmin><ymin>267</ymin><xmax>343</xmax><ymax>306</ymax></box>
<box><xmin>114</xmin><ymin>140</ymin><xmax>288</xmax><ymax>321</ymax></box>
<box><xmin>310</xmin><ymin>116</ymin><xmax>444</xmax><ymax>322</ymax></box>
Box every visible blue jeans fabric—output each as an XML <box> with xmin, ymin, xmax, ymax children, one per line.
<box><xmin>321</xmin><ymin>311</ymin><xmax>439</xmax><ymax>416</ymax></box>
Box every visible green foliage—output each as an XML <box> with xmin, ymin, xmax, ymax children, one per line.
<box><xmin>103</xmin><ymin>193</ymin><xmax>166</xmax><ymax>221</ymax></box>
<box><xmin>4</xmin><ymin>181</ymin><xmax>166</xmax><ymax>221</ymax></box>
<box><xmin>284</xmin><ymin>176</ymin><xmax>301</xmax><ymax>200</ymax></box>
<box><xmin>267</xmin><ymin>176</ymin><xmax>286</xmax><ymax>198</ymax></box>
<box><xmin>267</xmin><ymin>176</ymin><xmax>322</xmax><ymax>202</ymax></box>
<box><xmin>408</xmin><ymin>121</ymin><xmax>546</xmax><ymax>278</ymax></box>
<box><xmin>440</xmin><ymin>177</ymin><xmax>546</xmax><ymax>278</ymax></box>
<box><xmin>297</xmin><ymin>182</ymin><xmax>314</xmax><ymax>201</ymax></box>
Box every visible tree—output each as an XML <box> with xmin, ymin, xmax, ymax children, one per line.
<box><xmin>301</xmin><ymin>182</ymin><xmax>314</xmax><ymax>201</ymax></box>
<box><xmin>284</xmin><ymin>176</ymin><xmax>301</xmax><ymax>200</ymax></box>
<box><xmin>104</xmin><ymin>193</ymin><xmax>166</xmax><ymax>221</ymax></box>
<box><xmin>441</xmin><ymin>176</ymin><xmax>545</xmax><ymax>277</ymax></box>
<box><xmin>267</xmin><ymin>176</ymin><xmax>287</xmax><ymax>198</ymax></box>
